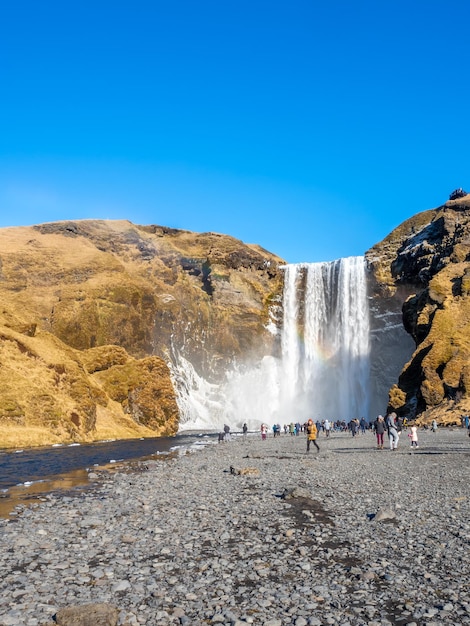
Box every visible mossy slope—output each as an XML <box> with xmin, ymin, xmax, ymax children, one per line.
<box><xmin>0</xmin><ymin>220</ymin><xmax>283</xmax><ymax>448</ymax></box>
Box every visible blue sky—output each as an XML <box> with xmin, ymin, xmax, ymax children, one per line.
<box><xmin>1</xmin><ymin>1</ymin><xmax>469</xmax><ymax>262</ymax></box>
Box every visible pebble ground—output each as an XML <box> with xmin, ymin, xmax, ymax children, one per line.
<box><xmin>1</xmin><ymin>427</ymin><xmax>470</xmax><ymax>626</ymax></box>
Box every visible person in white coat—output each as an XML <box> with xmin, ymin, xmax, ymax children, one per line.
<box><xmin>409</xmin><ymin>424</ymin><xmax>419</xmax><ymax>448</ymax></box>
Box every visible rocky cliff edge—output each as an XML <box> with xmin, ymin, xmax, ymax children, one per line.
<box><xmin>366</xmin><ymin>193</ymin><xmax>470</xmax><ymax>425</ymax></box>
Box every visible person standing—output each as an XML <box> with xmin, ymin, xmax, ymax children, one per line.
<box><xmin>324</xmin><ymin>419</ymin><xmax>331</xmax><ymax>437</ymax></box>
<box><xmin>350</xmin><ymin>418</ymin><xmax>359</xmax><ymax>437</ymax></box>
<box><xmin>242</xmin><ymin>423</ymin><xmax>248</xmax><ymax>439</ymax></box>
<box><xmin>409</xmin><ymin>424</ymin><xmax>419</xmax><ymax>448</ymax></box>
<box><xmin>261</xmin><ymin>423</ymin><xmax>268</xmax><ymax>440</ymax></box>
<box><xmin>431</xmin><ymin>419</ymin><xmax>438</xmax><ymax>432</ymax></box>
<box><xmin>374</xmin><ymin>415</ymin><xmax>386</xmax><ymax>449</ymax></box>
<box><xmin>306</xmin><ymin>419</ymin><xmax>320</xmax><ymax>453</ymax></box>
<box><xmin>386</xmin><ymin>412</ymin><xmax>399</xmax><ymax>450</ymax></box>
<box><xmin>396</xmin><ymin>415</ymin><xmax>403</xmax><ymax>434</ymax></box>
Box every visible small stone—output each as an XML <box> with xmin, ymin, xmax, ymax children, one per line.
<box><xmin>172</xmin><ymin>607</ymin><xmax>185</xmax><ymax>618</ymax></box>
<box><xmin>112</xmin><ymin>580</ymin><xmax>131</xmax><ymax>592</ymax></box>
<box><xmin>374</xmin><ymin>507</ymin><xmax>397</xmax><ymax>521</ymax></box>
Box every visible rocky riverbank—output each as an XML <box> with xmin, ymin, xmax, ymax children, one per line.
<box><xmin>1</xmin><ymin>428</ymin><xmax>470</xmax><ymax>626</ymax></box>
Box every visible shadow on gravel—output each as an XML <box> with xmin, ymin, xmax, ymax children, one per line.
<box><xmin>333</xmin><ymin>447</ymin><xmax>470</xmax><ymax>455</ymax></box>
<box><xmin>243</xmin><ymin>454</ymin><xmax>298</xmax><ymax>460</ymax></box>
<box><xmin>332</xmin><ymin>448</ymin><xmax>376</xmax><ymax>453</ymax></box>
<box><xmin>411</xmin><ymin>449</ymin><xmax>470</xmax><ymax>455</ymax></box>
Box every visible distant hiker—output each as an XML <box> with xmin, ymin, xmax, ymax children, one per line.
<box><xmin>261</xmin><ymin>423</ymin><xmax>268</xmax><ymax>440</ymax></box>
<box><xmin>374</xmin><ymin>415</ymin><xmax>386</xmax><ymax>449</ymax></box>
<box><xmin>360</xmin><ymin>417</ymin><xmax>367</xmax><ymax>434</ymax></box>
<box><xmin>431</xmin><ymin>419</ymin><xmax>438</xmax><ymax>433</ymax></box>
<box><xmin>306</xmin><ymin>419</ymin><xmax>320</xmax><ymax>453</ymax></box>
<box><xmin>385</xmin><ymin>412</ymin><xmax>399</xmax><ymax>450</ymax></box>
<box><xmin>242</xmin><ymin>423</ymin><xmax>248</xmax><ymax>439</ymax></box>
<box><xmin>224</xmin><ymin>424</ymin><xmax>231</xmax><ymax>442</ymax></box>
<box><xmin>324</xmin><ymin>419</ymin><xmax>331</xmax><ymax>437</ymax></box>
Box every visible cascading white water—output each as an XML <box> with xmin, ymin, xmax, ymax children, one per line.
<box><xmin>168</xmin><ymin>353</ymin><xmax>225</xmax><ymax>431</ymax></box>
<box><xmin>173</xmin><ymin>256</ymin><xmax>371</xmax><ymax>430</ymax></box>
<box><xmin>281</xmin><ymin>257</ymin><xmax>370</xmax><ymax>422</ymax></box>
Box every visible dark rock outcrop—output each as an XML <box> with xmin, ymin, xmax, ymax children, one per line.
<box><xmin>366</xmin><ymin>194</ymin><xmax>470</xmax><ymax>424</ymax></box>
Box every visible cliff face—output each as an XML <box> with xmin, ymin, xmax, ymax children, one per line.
<box><xmin>0</xmin><ymin>220</ymin><xmax>284</xmax><ymax>448</ymax></box>
<box><xmin>366</xmin><ymin>194</ymin><xmax>470</xmax><ymax>424</ymax></box>
<box><xmin>3</xmin><ymin>195</ymin><xmax>469</xmax><ymax>448</ymax></box>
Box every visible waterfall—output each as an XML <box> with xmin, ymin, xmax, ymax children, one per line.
<box><xmin>172</xmin><ymin>256</ymin><xmax>371</xmax><ymax>430</ymax></box>
<box><xmin>281</xmin><ymin>257</ymin><xmax>370</xmax><ymax>422</ymax></box>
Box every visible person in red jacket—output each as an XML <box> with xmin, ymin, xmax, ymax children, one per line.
<box><xmin>373</xmin><ymin>415</ymin><xmax>386</xmax><ymax>449</ymax></box>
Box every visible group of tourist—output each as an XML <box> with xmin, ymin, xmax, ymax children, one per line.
<box><xmin>260</xmin><ymin>418</ymin><xmax>370</xmax><ymax>438</ymax></box>
<box><xmin>372</xmin><ymin>412</ymin><xmax>417</xmax><ymax>450</ymax></box>
<box><xmin>255</xmin><ymin>412</ymin><xmax>424</xmax><ymax>453</ymax></box>
<box><xmin>218</xmin><ymin>414</ymin><xmax>456</xmax><ymax>451</ymax></box>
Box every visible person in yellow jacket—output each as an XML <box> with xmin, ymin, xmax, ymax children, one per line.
<box><xmin>306</xmin><ymin>419</ymin><xmax>320</xmax><ymax>453</ymax></box>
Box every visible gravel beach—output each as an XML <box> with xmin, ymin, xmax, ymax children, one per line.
<box><xmin>1</xmin><ymin>427</ymin><xmax>470</xmax><ymax>626</ymax></box>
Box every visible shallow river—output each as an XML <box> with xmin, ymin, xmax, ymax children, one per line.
<box><xmin>0</xmin><ymin>432</ymin><xmax>217</xmax><ymax>518</ymax></box>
